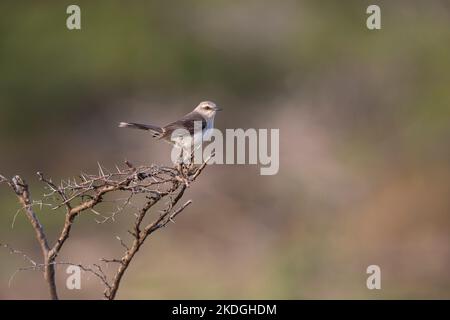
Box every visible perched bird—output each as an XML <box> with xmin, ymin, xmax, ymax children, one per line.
<box><xmin>119</xmin><ymin>101</ymin><xmax>222</xmax><ymax>150</ymax></box>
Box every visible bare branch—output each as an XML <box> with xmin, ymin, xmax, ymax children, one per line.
<box><xmin>162</xmin><ymin>200</ymin><xmax>193</xmax><ymax>227</ymax></box>
<box><xmin>1</xmin><ymin>159</ymin><xmax>212</xmax><ymax>300</ymax></box>
<box><xmin>0</xmin><ymin>243</ymin><xmax>37</xmax><ymax>267</ymax></box>
<box><xmin>5</xmin><ymin>176</ymin><xmax>57</xmax><ymax>299</ymax></box>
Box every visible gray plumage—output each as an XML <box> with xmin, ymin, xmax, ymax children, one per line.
<box><xmin>119</xmin><ymin>101</ymin><xmax>221</xmax><ymax>146</ymax></box>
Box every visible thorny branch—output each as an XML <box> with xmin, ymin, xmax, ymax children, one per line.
<box><xmin>0</xmin><ymin>158</ymin><xmax>212</xmax><ymax>299</ymax></box>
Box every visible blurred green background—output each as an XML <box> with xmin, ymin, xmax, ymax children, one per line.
<box><xmin>0</xmin><ymin>0</ymin><xmax>449</xmax><ymax>299</ymax></box>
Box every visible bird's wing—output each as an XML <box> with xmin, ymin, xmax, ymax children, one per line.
<box><xmin>162</xmin><ymin>111</ymin><xmax>206</xmax><ymax>138</ymax></box>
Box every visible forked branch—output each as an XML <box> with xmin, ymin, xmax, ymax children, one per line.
<box><xmin>0</xmin><ymin>159</ymin><xmax>211</xmax><ymax>299</ymax></box>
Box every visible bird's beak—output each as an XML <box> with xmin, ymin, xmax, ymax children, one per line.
<box><xmin>214</xmin><ymin>106</ymin><xmax>223</xmax><ymax>111</ymax></box>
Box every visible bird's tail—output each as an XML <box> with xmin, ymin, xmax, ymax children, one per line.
<box><xmin>119</xmin><ymin>122</ymin><xmax>164</xmax><ymax>138</ymax></box>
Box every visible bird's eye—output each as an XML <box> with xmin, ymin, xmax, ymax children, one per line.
<box><xmin>205</xmin><ymin>106</ymin><xmax>211</xmax><ymax>110</ymax></box>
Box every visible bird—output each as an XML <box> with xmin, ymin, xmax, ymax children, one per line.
<box><xmin>119</xmin><ymin>101</ymin><xmax>222</xmax><ymax>152</ymax></box>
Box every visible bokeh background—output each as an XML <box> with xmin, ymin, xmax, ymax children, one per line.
<box><xmin>0</xmin><ymin>0</ymin><xmax>449</xmax><ymax>299</ymax></box>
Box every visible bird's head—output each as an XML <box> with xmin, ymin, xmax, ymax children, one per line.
<box><xmin>195</xmin><ymin>101</ymin><xmax>222</xmax><ymax>119</ymax></box>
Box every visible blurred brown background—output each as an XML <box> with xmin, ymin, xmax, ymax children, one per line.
<box><xmin>0</xmin><ymin>0</ymin><xmax>449</xmax><ymax>299</ymax></box>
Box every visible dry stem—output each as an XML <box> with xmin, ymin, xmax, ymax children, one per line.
<box><xmin>0</xmin><ymin>158</ymin><xmax>211</xmax><ymax>299</ymax></box>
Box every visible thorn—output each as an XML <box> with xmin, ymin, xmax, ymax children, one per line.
<box><xmin>80</xmin><ymin>173</ymin><xmax>88</xmax><ymax>182</ymax></box>
<box><xmin>98</xmin><ymin>162</ymin><xmax>105</xmax><ymax>177</ymax></box>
